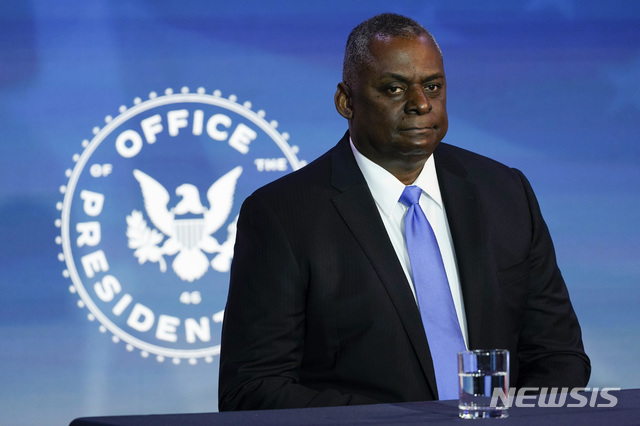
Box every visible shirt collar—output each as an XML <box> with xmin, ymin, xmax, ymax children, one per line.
<box><xmin>349</xmin><ymin>138</ymin><xmax>443</xmax><ymax>213</ymax></box>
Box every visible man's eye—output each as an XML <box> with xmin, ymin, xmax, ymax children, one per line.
<box><xmin>425</xmin><ymin>84</ymin><xmax>440</xmax><ymax>93</ymax></box>
<box><xmin>387</xmin><ymin>86</ymin><xmax>404</xmax><ymax>94</ymax></box>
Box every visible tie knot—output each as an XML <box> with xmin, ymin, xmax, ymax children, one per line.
<box><xmin>399</xmin><ymin>185</ymin><xmax>423</xmax><ymax>207</ymax></box>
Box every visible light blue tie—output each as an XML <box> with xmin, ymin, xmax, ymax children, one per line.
<box><xmin>399</xmin><ymin>185</ymin><xmax>465</xmax><ymax>400</ymax></box>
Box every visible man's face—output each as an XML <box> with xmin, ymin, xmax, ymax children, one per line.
<box><xmin>341</xmin><ymin>34</ymin><xmax>448</xmax><ymax>173</ymax></box>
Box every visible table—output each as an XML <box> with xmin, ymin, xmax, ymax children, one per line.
<box><xmin>69</xmin><ymin>388</ymin><xmax>639</xmax><ymax>426</ymax></box>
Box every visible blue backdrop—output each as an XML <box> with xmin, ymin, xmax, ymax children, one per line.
<box><xmin>1</xmin><ymin>1</ymin><xmax>639</xmax><ymax>425</ymax></box>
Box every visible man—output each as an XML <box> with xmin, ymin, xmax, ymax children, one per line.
<box><xmin>219</xmin><ymin>13</ymin><xmax>590</xmax><ymax>410</ymax></box>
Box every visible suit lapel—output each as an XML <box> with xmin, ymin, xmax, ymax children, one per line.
<box><xmin>329</xmin><ymin>134</ymin><xmax>439</xmax><ymax>398</ymax></box>
<box><xmin>434</xmin><ymin>144</ymin><xmax>485</xmax><ymax>350</ymax></box>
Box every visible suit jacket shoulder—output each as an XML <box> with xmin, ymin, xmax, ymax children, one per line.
<box><xmin>434</xmin><ymin>141</ymin><xmax>590</xmax><ymax>389</ymax></box>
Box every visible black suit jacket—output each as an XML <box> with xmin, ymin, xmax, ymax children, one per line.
<box><xmin>219</xmin><ymin>133</ymin><xmax>590</xmax><ymax>410</ymax></box>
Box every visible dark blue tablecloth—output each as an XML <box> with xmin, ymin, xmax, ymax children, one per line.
<box><xmin>69</xmin><ymin>388</ymin><xmax>639</xmax><ymax>426</ymax></box>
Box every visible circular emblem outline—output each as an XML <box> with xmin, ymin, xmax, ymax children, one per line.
<box><xmin>56</xmin><ymin>87</ymin><xmax>305</xmax><ymax>364</ymax></box>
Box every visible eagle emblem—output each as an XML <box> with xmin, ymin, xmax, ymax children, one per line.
<box><xmin>126</xmin><ymin>166</ymin><xmax>242</xmax><ymax>282</ymax></box>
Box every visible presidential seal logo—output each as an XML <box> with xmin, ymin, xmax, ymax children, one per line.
<box><xmin>56</xmin><ymin>87</ymin><xmax>306</xmax><ymax>364</ymax></box>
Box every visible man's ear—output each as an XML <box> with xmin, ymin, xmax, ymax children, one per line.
<box><xmin>334</xmin><ymin>82</ymin><xmax>353</xmax><ymax>119</ymax></box>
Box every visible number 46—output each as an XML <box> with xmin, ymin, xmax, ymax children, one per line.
<box><xmin>179</xmin><ymin>291</ymin><xmax>201</xmax><ymax>305</ymax></box>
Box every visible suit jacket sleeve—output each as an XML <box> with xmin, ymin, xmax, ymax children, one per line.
<box><xmin>511</xmin><ymin>168</ymin><xmax>591</xmax><ymax>388</ymax></box>
<box><xmin>218</xmin><ymin>192</ymin><xmax>379</xmax><ymax>411</ymax></box>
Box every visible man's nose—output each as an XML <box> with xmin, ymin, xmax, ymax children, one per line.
<box><xmin>405</xmin><ymin>86</ymin><xmax>431</xmax><ymax>114</ymax></box>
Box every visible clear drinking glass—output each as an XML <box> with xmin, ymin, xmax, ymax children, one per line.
<box><xmin>458</xmin><ymin>349</ymin><xmax>510</xmax><ymax>419</ymax></box>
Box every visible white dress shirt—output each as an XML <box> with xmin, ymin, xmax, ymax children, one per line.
<box><xmin>350</xmin><ymin>140</ymin><xmax>469</xmax><ymax>347</ymax></box>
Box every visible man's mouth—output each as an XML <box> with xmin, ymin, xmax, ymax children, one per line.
<box><xmin>399</xmin><ymin>126</ymin><xmax>435</xmax><ymax>133</ymax></box>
